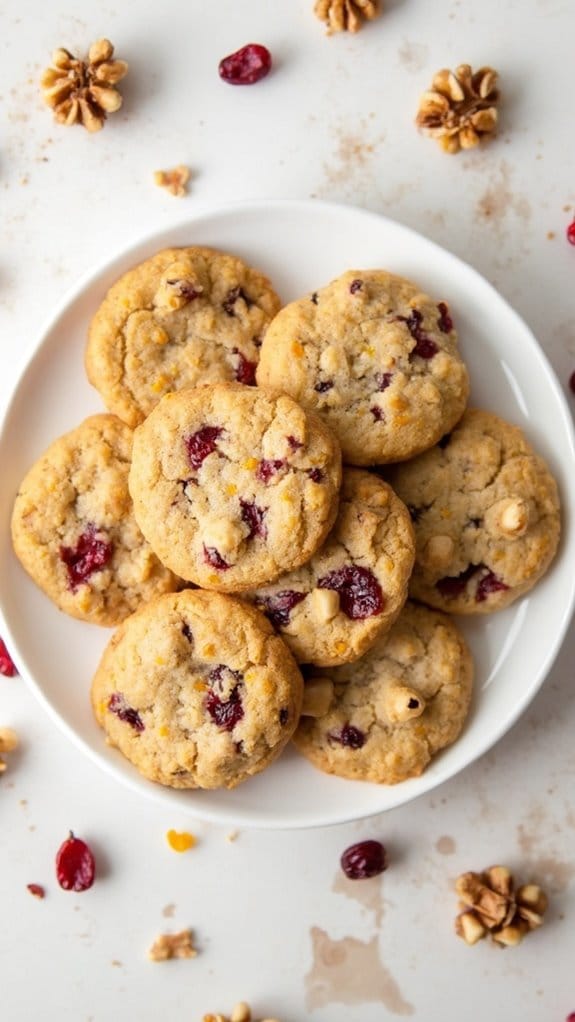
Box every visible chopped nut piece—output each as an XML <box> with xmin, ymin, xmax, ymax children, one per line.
<box><xmin>314</xmin><ymin>0</ymin><xmax>380</xmax><ymax>33</ymax></box>
<box><xmin>153</xmin><ymin>164</ymin><xmax>191</xmax><ymax>197</ymax></box>
<box><xmin>147</xmin><ymin>929</ymin><xmax>198</xmax><ymax>961</ymax></box>
<box><xmin>0</xmin><ymin>726</ymin><xmax>19</xmax><ymax>773</ymax></box>
<box><xmin>416</xmin><ymin>64</ymin><xmax>499</xmax><ymax>154</ymax></box>
<box><xmin>40</xmin><ymin>39</ymin><xmax>128</xmax><ymax>132</ymax></box>
<box><xmin>455</xmin><ymin>865</ymin><xmax>547</xmax><ymax>947</ymax></box>
<box><xmin>231</xmin><ymin>1005</ymin><xmax>252</xmax><ymax>1022</ymax></box>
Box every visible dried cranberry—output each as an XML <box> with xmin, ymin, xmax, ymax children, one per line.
<box><xmin>569</xmin><ymin>370</ymin><xmax>575</xmax><ymax>394</ymax></box>
<box><xmin>205</xmin><ymin>684</ymin><xmax>244</xmax><ymax>731</ymax></box>
<box><xmin>567</xmin><ymin>220</ymin><xmax>575</xmax><ymax>245</ymax></box>
<box><xmin>307</xmin><ymin>467</ymin><xmax>323</xmax><ymax>483</ymax></box>
<box><xmin>26</xmin><ymin>883</ymin><xmax>45</xmax><ymax>899</ymax></box>
<box><xmin>256</xmin><ymin>458</ymin><xmax>285</xmax><ymax>483</ymax></box>
<box><xmin>108</xmin><ymin>692</ymin><xmax>145</xmax><ymax>732</ymax></box>
<box><xmin>56</xmin><ymin>832</ymin><xmax>96</xmax><ymax>892</ymax></box>
<box><xmin>375</xmin><ymin>372</ymin><xmax>393</xmax><ymax>391</ymax></box>
<box><xmin>437</xmin><ymin>302</ymin><xmax>454</xmax><ymax>333</ymax></box>
<box><xmin>311</xmin><ymin>292</ymin><xmax>319</xmax><ymax>305</ymax></box>
<box><xmin>341</xmin><ymin>840</ymin><xmax>387</xmax><ymax>880</ymax></box>
<box><xmin>232</xmin><ymin>348</ymin><xmax>257</xmax><ymax>385</ymax></box>
<box><xmin>287</xmin><ymin>435</ymin><xmax>303</xmax><ymax>450</ymax></box>
<box><xmin>349</xmin><ymin>279</ymin><xmax>363</xmax><ymax>294</ymax></box>
<box><xmin>0</xmin><ymin>638</ymin><xmax>17</xmax><ymax>677</ymax></box>
<box><xmin>218</xmin><ymin>43</ymin><xmax>272</xmax><ymax>85</ymax></box>
<box><xmin>318</xmin><ymin>566</ymin><xmax>384</xmax><ymax>620</ymax></box>
<box><xmin>436</xmin><ymin>564</ymin><xmax>478</xmax><ymax>599</ymax></box>
<box><xmin>203</xmin><ymin>545</ymin><xmax>230</xmax><ymax>570</ymax></box>
<box><xmin>314</xmin><ymin>380</ymin><xmax>333</xmax><ymax>393</ymax></box>
<box><xmin>371</xmin><ymin>406</ymin><xmax>384</xmax><ymax>422</ymax></box>
<box><xmin>410</xmin><ymin>335</ymin><xmax>438</xmax><ymax>359</ymax></box>
<box><xmin>60</xmin><ymin>524</ymin><xmax>113</xmax><ymax>592</ymax></box>
<box><xmin>475</xmin><ymin>570</ymin><xmax>508</xmax><ymax>602</ymax></box>
<box><xmin>181</xmin><ymin>623</ymin><xmax>193</xmax><ymax>643</ymax></box>
<box><xmin>398</xmin><ymin>309</ymin><xmax>439</xmax><ymax>360</ymax></box>
<box><xmin>279</xmin><ymin>708</ymin><xmax>289</xmax><ymax>725</ymax></box>
<box><xmin>223</xmin><ymin>285</ymin><xmax>253</xmax><ymax>315</ymax></box>
<box><xmin>565</xmin><ymin>1014</ymin><xmax>575</xmax><ymax>1022</ymax></box>
<box><xmin>185</xmin><ymin>426</ymin><xmax>223</xmax><ymax>469</ymax></box>
<box><xmin>329</xmin><ymin>723</ymin><xmax>366</xmax><ymax>749</ymax></box>
<box><xmin>258</xmin><ymin>590</ymin><xmax>306</xmax><ymax>628</ymax></box>
<box><xmin>166</xmin><ymin>279</ymin><xmax>202</xmax><ymax>302</ymax></box>
<box><xmin>240</xmin><ymin>499</ymin><xmax>267</xmax><ymax>539</ymax></box>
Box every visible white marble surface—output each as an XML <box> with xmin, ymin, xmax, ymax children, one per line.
<box><xmin>1</xmin><ymin>1</ymin><xmax>575</xmax><ymax>1019</ymax></box>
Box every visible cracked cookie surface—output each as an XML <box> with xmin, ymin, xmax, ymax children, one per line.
<box><xmin>11</xmin><ymin>414</ymin><xmax>178</xmax><ymax>626</ymax></box>
<box><xmin>293</xmin><ymin>601</ymin><xmax>473</xmax><ymax>784</ymax></box>
<box><xmin>128</xmin><ymin>383</ymin><xmax>342</xmax><ymax>591</ymax></box>
<box><xmin>256</xmin><ymin>269</ymin><xmax>469</xmax><ymax>465</ymax></box>
<box><xmin>91</xmin><ymin>589</ymin><xmax>304</xmax><ymax>789</ymax></box>
<box><xmin>86</xmin><ymin>246</ymin><xmax>281</xmax><ymax>427</ymax></box>
<box><xmin>242</xmin><ymin>468</ymin><xmax>415</xmax><ymax>667</ymax></box>
<box><xmin>385</xmin><ymin>409</ymin><xmax>561</xmax><ymax>613</ymax></box>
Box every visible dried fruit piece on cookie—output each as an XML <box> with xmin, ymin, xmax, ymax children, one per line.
<box><xmin>40</xmin><ymin>39</ymin><xmax>128</xmax><ymax>132</ymax></box>
<box><xmin>416</xmin><ymin>64</ymin><xmax>499</xmax><ymax>154</ymax></box>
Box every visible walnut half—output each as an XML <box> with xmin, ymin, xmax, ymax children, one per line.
<box><xmin>314</xmin><ymin>0</ymin><xmax>380</xmax><ymax>34</ymax></box>
<box><xmin>40</xmin><ymin>39</ymin><xmax>128</xmax><ymax>132</ymax></box>
<box><xmin>416</xmin><ymin>64</ymin><xmax>499</xmax><ymax>154</ymax></box>
<box><xmin>455</xmin><ymin>865</ymin><xmax>547</xmax><ymax>947</ymax></box>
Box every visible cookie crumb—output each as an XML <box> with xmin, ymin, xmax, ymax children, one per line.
<box><xmin>148</xmin><ymin>928</ymin><xmax>198</xmax><ymax>961</ymax></box>
<box><xmin>0</xmin><ymin>727</ymin><xmax>19</xmax><ymax>773</ymax></box>
<box><xmin>226</xmin><ymin>830</ymin><xmax>239</xmax><ymax>843</ymax></box>
<box><xmin>153</xmin><ymin>164</ymin><xmax>191</xmax><ymax>197</ymax></box>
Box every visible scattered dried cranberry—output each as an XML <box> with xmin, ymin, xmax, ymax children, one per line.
<box><xmin>257</xmin><ymin>458</ymin><xmax>285</xmax><ymax>483</ymax></box>
<box><xmin>27</xmin><ymin>883</ymin><xmax>45</xmax><ymax>899</ymax></box>
<box><xmin>318</xmin><ymin>566</ymin><xmax>384</xmax><ymax>620</ymax></box>
<box><xmin>569</xmin><ymin>370</ymin><xmax>575</xmax><ymax>394</ymax></box>
<box><xmin>398</xmin><ymin>309</ymin><xmax>439</xmax><ymax>360</ymax></box>
<box><xmin>56</xmin><ymin>832</ymin><xmax>96</xmax><ymax>892</ymax></box>
<box><xmin>108</xmin><ymin>692</ymin><xmax>145</xmax><ymax>732</ymax></box>
<box><xmin>341</xmin><ymin>840</ymin><xmax>388</xmax><ymax>880</ymax></box>
<box><xmin>329</xmin><ymin>722</ymin><xmax>366</xmax><ymax>749</ymax></box>
<box><xmin>565</xmin><ymin>1014</ymin><xmax>575</xmax><ymax>1022</ymax></box>
<box><xmin>203</xmin><ymin>545</ymin><xmax>230</xmax><ymax>570</ymax></box>
<box><xmin>223</xmin><ymin>285</ymin><xmax>253</xmax><ymax>315</ymax></box>
<box><xmin>60</xmin><ymin>523</ymin><xmax>113</xmax><ymax>592</ymax></box>
<box><xmin>185</xmin><ymin>426</ymin><xmax>223</xmax><ymax>470</ymax></box>
<box><xmin>437</xmin><ymin>302</ymin><xmax>454</xmax><ymax>333</ymax></box>
<box><xmin>240</xmin><ymin>499</ymin><xmax>267</xmax><ymax>539</ymax></box>
<box><xmin>314</xmin><ymin>380</ymin><xmax>333</xmax><ymax>393</ymax></box>
<box><xmin>166</xmin><ymin>279</ymin><xmax>202</xmax><ymax>302</ymax></box>
<box><xmin>475</xmin><ymin>570</ymin><xmax>508</xmax><ymax>602</ymax></box>
<box><xmin>205</xmin><ymin>673</ymin><xmax>244</xmax><ymax>731</ymax></box>
<box><xmin>258</xmin><ymin>589</ymin><xmax>306</xmax><ymax>628</ymax></box>
<box><xmin>232</xmin><ymin>348</ymin><xmax>257</xmax><ymax>385</ymax></box>
<box><xmin>219</xmin><ymin>44</ymin><xmax>272</xmax><ymax>85</ymax></box>
<box><xmin>0</xmin><ymin>637</ymin><xmax>17</xmax><ymax>677</ymax></box>
<box><xmin>287</xmin><ymin>435</ymin><xmax>303</xmax><ymax>450</ymax></box>
<box><xmin>307</xmin><ymin>467</ymin><xmax>323</xmax><ymax>483</ymax></box>
<box><xmin>371</xmin><ymin>406</ymin><xmax>384</xmax><ymax>422</ymax></box>
<box><xmin>436</xmin><ymin>564</ymin><xmax>478</xmax><ymax>599</ymax></box>
<box><xmin>375</xmin><ymin>372</ymin><xmax>393</xmax><ymax>392</ymax></box>
<box><xmin>349</xmin><ymin>279</ymin><xmax>363</xmax><ymax>294</ymax></box>
<box><xmin>567</xmin><ymin>220</ymin><xmax>575</xmax><ymax>245</ymax></box>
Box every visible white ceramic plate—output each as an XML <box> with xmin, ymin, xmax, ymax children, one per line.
<box><xmin>1</xmin><ymin>199</ymin><xmax>574</xmax><ymax>829</ymax></box>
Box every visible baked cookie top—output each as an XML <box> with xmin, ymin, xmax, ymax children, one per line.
<box><xmin>256</xmin><ymin>269</ymin><xmax>469</xmax><ymax>465</ymax></box>
<box><xmin>11</xmin><ymin>415</ymin><xmax>178</xmax><ymax>626</ymax></box>
<box><xmin>86</xmin><ymin>246</ymin><xmax>281</xmax><ymax>427</ymax></box>
<box><xmin>91</xmin><ymin>589</ymin><xmax>304</xmax><ymax>790</ymax></box>
<box><xmin>385</xmin><ymin>409</ymin><xmax>561</xmax><ymax>614</ymax></box>
<box><xmin>243</xmin><ymin>469</ymin><xmax>415</xmax><ymax>667</ymax></box>
<box><xmin>128</xmin><ymin>383</ymin><xmax>342</xmax><ymax>591</ymax></box>
<box><xmin>293</xmin><ymin>601</ymin><xmax>473</xmax><ymax>785</ymax></box>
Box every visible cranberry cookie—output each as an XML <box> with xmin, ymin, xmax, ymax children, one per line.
<box><xmin>91</xmin><ymin>589</ymin><xmax>303</xmax><ymax>790</ymax></box>
<box><xmin>385</xmin><ymin>409</ymin><xmax>561</xmax><ymax>613</ymax></box>
<box><xmin>293</xmin><ymin>601</ymin><xmax>473</xmax><ymax>784</ymax></box>
<box><xmin>11</xmin><ymin>415</ymin><xmax>178</xmax><ymax>626</ymax></box>
<box><xmin>256</xmin><ymin>269</ymin><xmax>469</xmax><ymax>465</ymax></box>
<box><xmin>243</xmin><ymin>469</ymin><xmax>415</xmax><ymax>667</ymax></box>
<box><xmin>128</xmin><ymin>383</ymin><xmax>342</xmax><ymax>591</ymax></box>
<box><xmin>86</xmin><ymin>246</ymin><xmax>281</xmax><ymax>427</ymax></box>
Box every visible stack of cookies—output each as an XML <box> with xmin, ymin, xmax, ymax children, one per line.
<box><xmin>10</xmin><ymin>247</ymin><xmax>561</xmax><ymax>793</ymax></box>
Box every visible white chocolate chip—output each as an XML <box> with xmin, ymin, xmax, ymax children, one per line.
<box><xmin>311</xmin><ymin>587</ymin><xmax>340</xmax><ymax>622</ymax></box>
<box><xmin>302</xmin><ymin>678</ymin><xmax>334</xmax><ymax>717</ymax></box>
<box><xmin>319</xmin><ymin>344</ymin><xmax>346</xmax><ymax>374</ymax></box>
<box><xmin>382</xmin><ymin>684</ymin><xmax>426</xmax><ymax>723</ymax></box>
<box><xmin>201</xmin><ymin>517</ymin><xmax>245</xmax><ymax>556</ymax></box>
<box><xmin>422</xmin><ymin>534</ymin><xmax>455</xmax><ymax>568</ymax></box>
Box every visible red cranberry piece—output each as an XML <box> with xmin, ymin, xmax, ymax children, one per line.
<box><xmin>60</xmin><ymin>523</ymin><xmax>113</xmax><ymax>592</ymax></box>
<box><xmin>166</xmin><ymin>279</ymin><xmax>202</xmax><ymax>302</ymax></box>
<box><xmin>240</xmin><ymin>499</ymin><xmax>267</xmax><ymax>539</ymax></box>
<box><xmin>569</xmin><ymin>370</ymin><xmax>575</xmax><ymax>394</ymax></box>
<box><xmin>318</xmin><ymin>566</ymin><xmax>384</xmax><ymax>620</ymax></box>
<box><xmin>232</xmin><ymin>348</ymin><xmax>257</xmax><ymax>385</ymax></box>
<box><xmin>108</xmin><ymin>692</ymin><xmax>145</xmax><ymax>732</ymax></box>
<box><xmin>329</xmin><ymin>722</ymin><xmax>366</xmax><ymax>749</ymax></box>
<box><xmin>371</xmin><ymin>406</ymin><xmax>385</xmax><ymax>422</ymax></box>
<box><xmin>375</xmin><ymin>372</ymin><xmax>393</xmax><ymax>391</ymax></box>
<box><xmin>437</xmin><ymin>301</ymin><xmax>454</xmax><ymax>333</ymax></box>
<box><xmin>258</xmin><ymin>590</ymin><xmax>306</xmax><ymax>628</ymax></box>
<box><xmin>205</xmin><ymin>683</ymin><xmax>244</xmax><ymax>732</ymax></box>
<box><xmin>56</xmin><ymin>832</ymin><xmax>96</xmax><ymax>892</ymax></box>
<box><xmin>436</xmin><ymin>564</ymin><xmax>478</xmax><ymax>599</ymax></box>
<box><xmin>279</xmin><ymin>707</ymin><xmax>289</xmax><ymax>725</ymax></box>
<box><xmin>287</xmin><ymin>435</ymin><xmax>303</xmax><ymax>450</ymax></box>
<box><xmin>0</xmin><ymin>637</ymin><xmax>17</xmax><ymax>677</ymax></box>
<box><xmin>314</xmin><ymin>380</ymin><xmax>333</xmax><ymax>393</ymax></box>
<box><xmin>475</xmin><ymin>569</ymin><xmax>509</xmax><ymax>602</ymax></box>
<box><xmin>27</xmin><ymin>883</ymin><xmax>45</xmax><ymax>899</ymax></box>
<box><xmin>398</xmin><ymin>309</ymin><xmax>439</xmax><ymax>360</ymax></box>
<box><xmin>410</xmin><ymin>335</ymin><xmax>439</xmax><ymax>359</ymax></box>
<box><xmin>218</xmin><ymin>43</ymin><xmax>272</xmax><ymax>85</ymax></box>
<box><xmin>567</xmin><ymin>220</ymin><xmax>575</xmax><ymax>245</ymax></box>
<box><xmin>203</xmin><ymin>545</ymin><xmax>230</xmax><ymax>570</ymax></box>
<box><xmin>185</xmin><ymin>426</ymin><xmax>223</xmax><ymax>470</ymax></box>
<box><xmin>307</xmin><ymin>468</ymin><xmax>323</xmax><ymax>483</ymax></box>
<box><xmin>349</xmin><ymin>279</ymin><xmax>363</xmax><ymax>294</ymax></box>
<box><xmin>256</xmin><ymin>458</ymin><xmax>285</xmax><ymax>483</ymax></box>
<box><xmin>341</xmin><ymin>840</ymin><xmax>388</xmax><ymax>880</ymax></box>
<box><xmin>565</xmin><ymin>1014</ymin><xmax>575</xmax><ymax>1022</ymax></box>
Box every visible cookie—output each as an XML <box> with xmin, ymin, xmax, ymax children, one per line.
<box><xmin>256</xmin><ymin>269</ymin><xmax>469</xmax><ymax>465</ymax></box>
<box><xmin>91</xmin><ymin>589</ymin><xmax>303</xmax><ymax>790</ymax></box>
<box><xmin>11</xmin><ymin>415</ymin><xmax>178</xmax><ymax>626</ymax></box>
<box><xmin>385</xmin><ymin>409</ymin><xmax>561</xmax><ymax>614</ymax></box>
<box><xmin>243</xmin><ymin>469</ymin><xmax>415</xmax><ymax>667</ymax></box>
<box><xmin>86</xmin><ymin>246</ymin><xmax>281</xmax><ymax>427</ymax></box>
<box><xmin>293</xmin><ymin>601</ymin><xmax>473</xmax><ymax>784</ymax></box>
<box><xmin>128</xmin><ymin>383</ymin><xmax>343</xmax><ymax>591</ymax></box>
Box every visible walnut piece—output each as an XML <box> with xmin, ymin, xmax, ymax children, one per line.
<box><xmin>0</xmin><ymin>726</ymin><xmax>19</xmax><ymax>773</ymax></box>
<box><xmin>147</xmin><ymin>928</ymin><xmax>198</xmax><ymax>961</ymax></box>
<box><xmin>416</xmin><ymin>64</ymin><xmax>499</xmax><ymax>154</ymax></box>
<box><xmin>314</xmin><ymin>0</ymin><xmax>380</xmax><ymax>34</ymax></box>
<box><xmin>455</xmin><ymin>865</ymin><xmax>547</xmax><ymax>947</ymax></box>
<box><xmin>40</xmin><ymin>39</ymin><xmax>128</xmax><ymax>133</ymax></box>
<box><xmin>153</xmin><ymin>165</ymin><xmax>191</xmax><ymax>197</ymax></box>
<box><xmin>203</xmin><ymin>1006</ymin><xmax>281</xmax><ymax>1022</ymax></box>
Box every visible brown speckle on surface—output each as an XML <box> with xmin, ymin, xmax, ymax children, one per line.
<box><xmin>474</xmin><ymin>160</ymin><xmax>531</xmax><ymax>239</ymax></box>
<box><xmin>332</xmin><ymin>868</ymin><xmax>385</xmax><ymax>928</ymax></box>
<box><xmin>162</xmin><ymin>903</ymin><xmax>176</xmax><ymax>918</ymax></box>
<box><xmin>435</xmin><ymin>835</ymin><xmax>456</xmax><ymax>855</ymax></box>
<box><xmin>305</xmin><ymin>927</ymin><xmax>414</xmax><ymax>1014</ymax></box>
<box><xmin>547</xmin><ymin>231</ymin><xmax>556</xmax><ymax>239</ymax></box>
<box><xmin>397</xmin><ymin>39</ymin><xmax>428</xmax><ymax>73</ymax></box>
<box><xmin>318</xmin><ymin>117</ymin><xmax>384</xmax><ymax>197</ymax></box>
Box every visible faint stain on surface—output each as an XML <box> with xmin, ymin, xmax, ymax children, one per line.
<box><xmin>516</xmin><ymin>803</ymin><xmax>575</xmax><ymax>893</ymax></box>
<box><xmin>332</xmin><ymin>869</ymin><xmax>385</xmax><ymax>928</ymax></box>
<box><xmin>305</xmin><ymin>926</ymin><xmax>414</xmax><ymax>1015</ymax></box>
<box><xmin>162</xmin><ymin>902</ymin><xmax>176</xmax><ymax>918</ymax></box>
<box><xmin>435</xmin><ymin>835</ymin><xmax>456</xmax><ymax>855</ymax></box>
<box><xmin>475</xmin><ymin>160</ymin><xmax>532</xmax><ymax>233</ymax></box>
<box><xmin>397</xmin><ymin>39</ymin><xmax>429</xmax><ymax>73</ymax></box>
<box><xmin>318</xmin><ymin>116</ymin><xmax>385</xmax><ymax>198</ymax></box>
